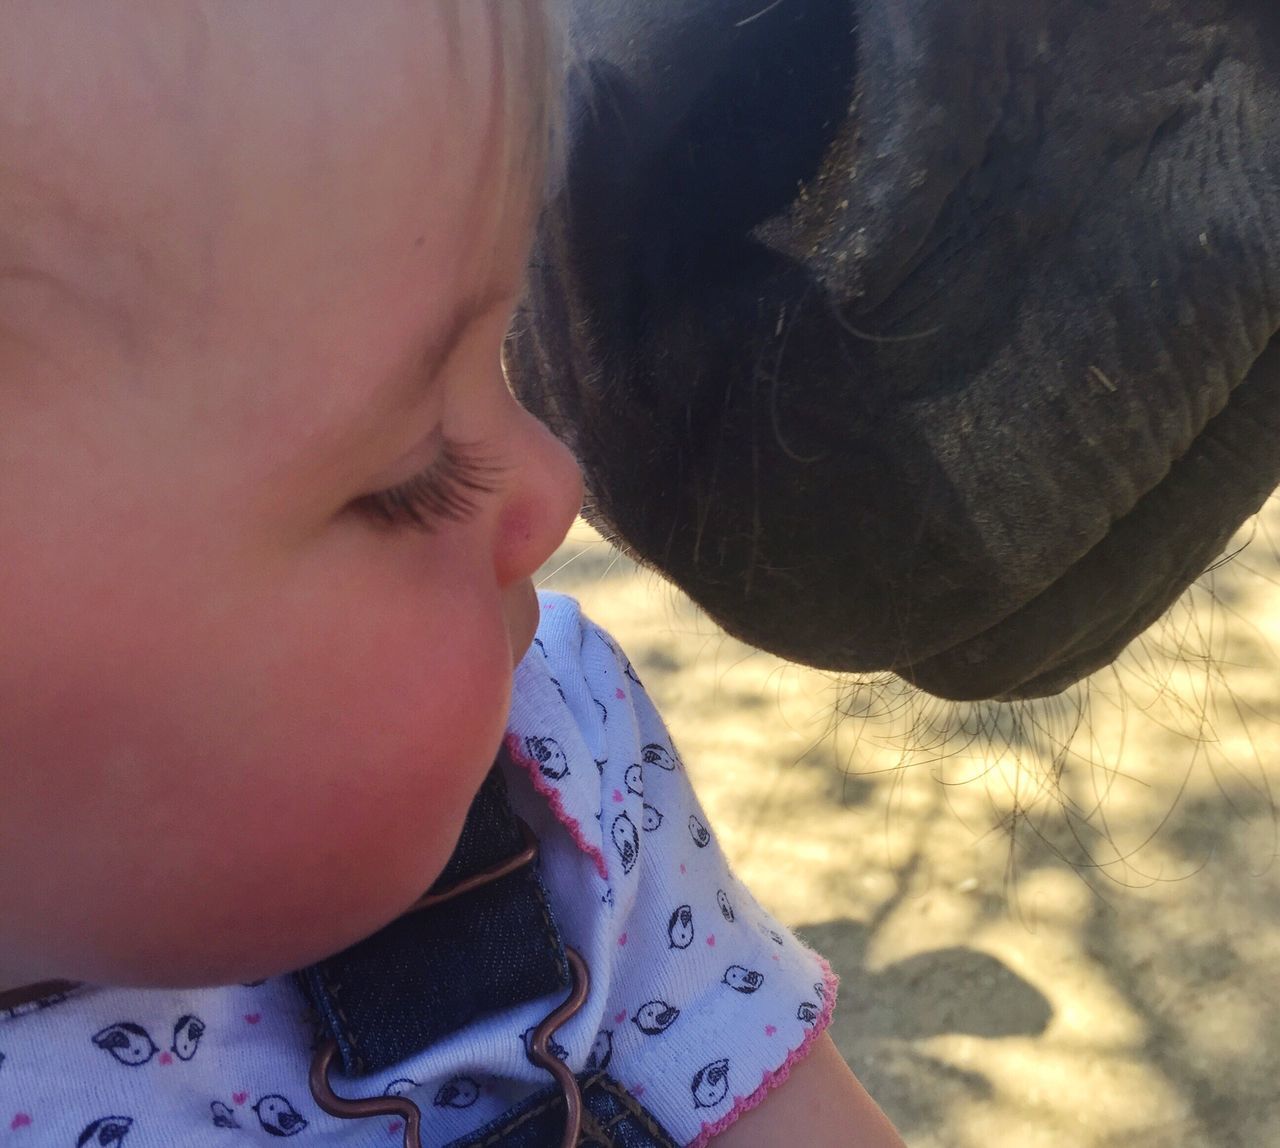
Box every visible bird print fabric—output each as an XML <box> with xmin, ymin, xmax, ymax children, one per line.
<box><xmin>0</xmin><ymin>593</ymin><xmax>834</xmax><ymax>1146</ymax></box>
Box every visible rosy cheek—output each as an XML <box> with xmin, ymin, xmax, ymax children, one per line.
<box><xmin>0</xmin><ymin>549</ymin><xmax>516</xmax><ymax>985</ymax></box>
<box><xmin>164</xmin><ymin>592</ymin><xmax>515</xmax><ymax>979</ymax></box>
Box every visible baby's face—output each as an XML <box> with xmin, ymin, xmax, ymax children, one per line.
<box><xmin>0</xmin><ymin>4</ymin><xmax>580</xmax><ymax>988</ymax></box>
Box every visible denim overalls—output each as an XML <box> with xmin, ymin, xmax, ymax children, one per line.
<box><xmin>295</xmin><ymin>754</ymin><xmax>678</xmax><ymax>1148</ymax></box>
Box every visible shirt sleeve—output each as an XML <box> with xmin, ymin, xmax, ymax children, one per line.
<box><xmin>504</xmin><ymin>592</ymin><xmax>838</xmax><ymax>1147</ymax></box>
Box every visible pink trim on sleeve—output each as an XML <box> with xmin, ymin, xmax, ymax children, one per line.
<box><xmin>687</xmin><ymin>958</ymin><xmax>841</xmax><ymax>1148</ymax></box>
<box><xmin>504</xmin><ymin>733</ymin><xmax>610</xmax><ymax>881</ymax></box>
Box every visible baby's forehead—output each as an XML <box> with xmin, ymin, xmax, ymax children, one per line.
<box><xmin>0</xmin><ymin>4</ymin><xmax>534</xmax><ymax>431</ymax></box>
<box><xmin>12</xmin><ymin>8</ymin><xmax>503</xmax><ymax>230</ymax></box>
<box><xmin>7</xmin><ymin>10</ymin><xmax>509</xmax><ymax>277</ymax></box>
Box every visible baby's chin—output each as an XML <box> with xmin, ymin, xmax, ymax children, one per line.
<box><xmin>48</xmin><ymin>788</ymin><xmax>479</xmax><ymax>990</ymax></box>
<box><xmin>70</xmin><ymin>878</ymin><xmax>449</xmax><ymax>991</ymax></box>
<box><xmin>504</xmin><ymin>579</ymin><xmax>542</xmax><ymax>666</ymax></box>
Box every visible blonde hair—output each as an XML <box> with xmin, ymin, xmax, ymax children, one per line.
<box><xmin>448</xmin><ymin>0</ymin><xmax>563</xmax><ymax>235</ymax></box>
<box><xmin>499</xmin><ymin>0</ymin><xmax>563</xmax><ymax>192</ymax></box>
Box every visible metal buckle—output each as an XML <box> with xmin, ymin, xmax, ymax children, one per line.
<box><xmin>308</xmin><ymin>946</ymin><xmax>591</xmax><ymax>1148</ymax></box>
<box><xmin>304</xmin><ymin>815</ymin><xmax>588</xmax><ymax>1147</ymax></box>
<box><xmin>529</xmin><ymin>947</ymin><xmax>590</xmax><ymax>1148</ymax></box>
<box><xmin>308</xmin><ymin>1040</ymin><xmax>423</xmax><ymax>1145</ymax></box>
<box><xmin>407</xmin><ymin>817</ymin><xmax>540</xmax><ymax>913</ymax></box>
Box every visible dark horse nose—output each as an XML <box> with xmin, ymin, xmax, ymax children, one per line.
<box><xmin>556</xmin><ymin>0</ymin><xmax>857</xmax><ymax>309</ymax></box>
<box><xmin>516</xmin><ymin>1</ymin><xmax>1280</xmax><ymax>701</ymax></box>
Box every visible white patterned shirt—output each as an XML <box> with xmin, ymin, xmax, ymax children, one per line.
<box><xmin>0</xmin><ymin>594</ymin><xmax>835</xmax><ymax>1147</ymax></box>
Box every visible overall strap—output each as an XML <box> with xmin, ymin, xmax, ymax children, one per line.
<box><xmin>295</xmin><ymin>755</ymin><xmax>570</xmax><ymax>1076</ymax></box>
<box><xmin>295</xmin><ymin>747</ymin><xmax>677</xmax><ymax>1148</ymax></box>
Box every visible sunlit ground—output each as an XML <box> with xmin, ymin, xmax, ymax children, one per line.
<box><xmin>537</xmin><ymin>495</ymin><xmax>1280</xmax><ymax>1148</ymax></box>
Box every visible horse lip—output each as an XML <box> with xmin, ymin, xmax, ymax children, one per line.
<box><xmin>900</xmin><ymin>337</ymin><xmax>1280</xmax><ymax>703</ymax></box>
<box><xmin>904</xmin><ymin>630</ymin><xmax>1114</xmax><ymax>702</ymax></box>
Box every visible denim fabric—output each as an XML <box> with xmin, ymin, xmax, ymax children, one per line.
<box><xmin>295</xmin><ymin>755</ymin><xmax>570</xmax><ymax>1075</ymax></box>
<box><xmin>294</xmin><ymin>747</ymin><xmax>678</xmax><ymax>1146</ymax></box>
<box><xmin>445</xmin><ymin>1073</ymin><xmax>678</xmax><ymax>1148</ymax></box>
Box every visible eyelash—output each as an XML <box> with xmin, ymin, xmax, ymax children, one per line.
<box><xmin>353</xmin><ymin>440</ymin><xmax>502</xmax><ymax>532</ymax></box>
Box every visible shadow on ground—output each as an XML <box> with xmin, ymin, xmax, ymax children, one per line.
<box><xmin>539</xmin><ymin>497</ymin><xmax>1280</xmax><ymax>1148</ymax></box>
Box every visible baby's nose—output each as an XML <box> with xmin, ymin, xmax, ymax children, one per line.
<box><xmin>493</xmin><ymin>406</ymin><xmax>583</xmax><ymax>587</ymax></box>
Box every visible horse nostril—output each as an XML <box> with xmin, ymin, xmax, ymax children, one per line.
<box><xmin>563</xmin><ymin>0</ymin><xmax>858</xmax><ymax>294</ymax></box>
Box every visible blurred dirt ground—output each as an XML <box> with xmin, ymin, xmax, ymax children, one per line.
<box><xmin>537</xmin><ymin>496</ymin><xmax>1280</xmax><ymax>1148</ymax></box>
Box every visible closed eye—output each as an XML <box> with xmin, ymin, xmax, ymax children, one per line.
<box><xmin>352</xmin><ymin>439</ymin><xmax>502</xmax><ymax>532</ymax></box>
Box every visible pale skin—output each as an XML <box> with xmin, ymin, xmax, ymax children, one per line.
<box><xmin>0</xmin><ymin>4</ymin><xmax>904</xmax><ymax>1144</ymax></box>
